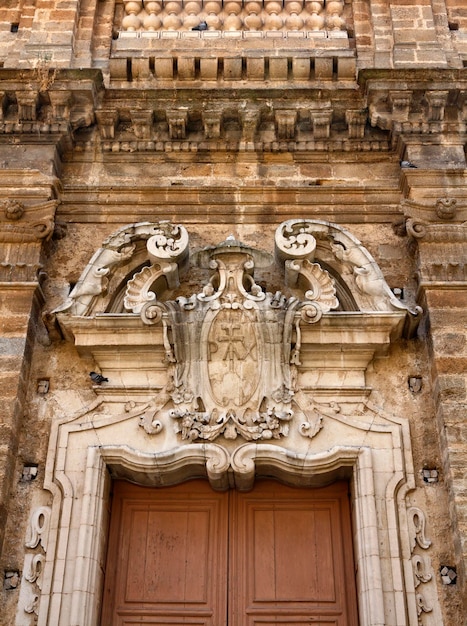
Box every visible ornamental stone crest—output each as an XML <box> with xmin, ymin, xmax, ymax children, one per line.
<box><xmin>54</xmin><ymin>219</ymin><xmax>421</xmax><ymax>444</ymax></box>
<box><xmin>139</xmin><ymin>237</ymin><xmax>337</xmax><ymax>441</ymax></box>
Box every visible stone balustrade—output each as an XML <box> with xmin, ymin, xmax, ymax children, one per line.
<box><xmin>118</xmin><ymin>0</ymin><xmax>347</xmax><ymax>37</ymax></box>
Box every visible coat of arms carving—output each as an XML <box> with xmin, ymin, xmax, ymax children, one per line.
<box><xmin>139</xmin><ymin>236</ymin><xmax>338</xmax><ymax>441</ymax></box>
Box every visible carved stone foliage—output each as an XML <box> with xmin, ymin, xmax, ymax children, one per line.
<box><xmin>139</xmin><ymin>238</ymin><xmax>337</xmax><ymax>441</ymax></box>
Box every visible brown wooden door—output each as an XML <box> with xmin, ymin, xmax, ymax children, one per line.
<box><xmin>101</xmin><ymin>480</ymin><xmax>358</xmax><ymax>626</ymax></box>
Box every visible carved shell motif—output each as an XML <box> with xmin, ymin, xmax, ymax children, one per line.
<box><xmin>124</xmin><ymin>265</ymin><xmax>158</xmax><ymax>313</ymax></box>
<box><xmin>300</xmin><ymin>260</ymin><xmax>339</xmax><ymax>312</ymax></box>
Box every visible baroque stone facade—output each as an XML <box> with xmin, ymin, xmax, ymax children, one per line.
<box><xmin>0</xmin><ymin>1</ymin><xmax>466</xmax><ymax>625</ymax></box>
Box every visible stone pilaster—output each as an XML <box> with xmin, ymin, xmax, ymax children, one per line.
<box><xmin>400</xmin><ymin>184</ymin><xmax>467</xmax><ymax>606</ymax></box>
<box><xmin>0</xmin><ymin>191</ymin><xmax>58</xmax><ymax>555</ymax></box>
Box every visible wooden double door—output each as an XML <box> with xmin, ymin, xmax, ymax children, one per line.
<box><xmin>101</xmin><ymin>479</ymin><xmax>358</xmax><ymax>626</ymax></box>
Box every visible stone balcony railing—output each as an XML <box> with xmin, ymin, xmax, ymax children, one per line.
<box><xmin>117</xmin><ymin>0</ymin><xmax>348</xmax><ymax>38</ymax></box>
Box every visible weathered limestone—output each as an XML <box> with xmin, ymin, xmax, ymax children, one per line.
<box><xmin>0</xmin><ymin>1</ymin><xmax>466</xmax><ymax>625</ymax></box>
<box><xmin>0</xmin><ymin>182</ymin><xmax>58</xmax><ymax>558</ymax></box>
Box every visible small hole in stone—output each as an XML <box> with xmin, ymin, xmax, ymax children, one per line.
<box><xmin>408</xmin><ymin>376</ymin><xmax>422</xmax><ymax>393</ymax></box>
<box><xmin>21</xmin><ymin>463</ymin><xmax>39</xmax><ymax>482</ymax></box>
<box><xmin>37</xmin><ymin>378</ymin><xmax>50</xmax><ymax>394</ymax></box>
<box><xmin>421</xmin><ymin>468</ymin><xmax>438</xmax><ymax>484</ymax></box>
<box><xmin>10</xmin><ymin>23</ymin><xmax>19</xmax><ymax>33</ymax></box>
<box><xmin>440</xmin><ymin>565</ymin><xmax>457</xmax><ymax>585</ymax></box>
<box><xmin>4</xmin><ymin>570</ymin><xmax>20</xmax><ymax>590</ymax></box>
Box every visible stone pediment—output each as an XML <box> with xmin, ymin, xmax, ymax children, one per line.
<box><xmin>54</xmin><ymin>219</ymin><xmax>420</xmax><ymax>440</ymax></box>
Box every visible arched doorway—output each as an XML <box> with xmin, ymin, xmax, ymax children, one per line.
<box><xmin>101</xmin><ymin>479</ymin><xmax>359</xmax><ymax>625</ymax></box>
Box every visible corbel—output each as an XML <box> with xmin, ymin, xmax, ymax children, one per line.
<box><xmin>16</xmin><ymin>90</ymin><xmax>39</xmax><ymax>122</ymax></box>
<box><xmin>166</xmin><ymin>109</ymin><xmax>188</xmax><ymax>139</ymax></box>
<box><xmin>95</xmin><ymin>108</ymin><xmax>120</xmax><ymax>140</ymax></box>
<box><xmin>130</xmin><ymin>109</ymin><xmax>154</xmax><ymax>139</ymax></box>
<box><xmin>202</xmin><ymin>108</ymin><xmax>222</xmax><ymax>139</ymax></box>
<box><xmin>345</xmin><ymin>109</ymin><xmax>367</xmax><ymax>139</ymax></box>
<box><xmin>425</xmin><ymin>90</ymin><xmax>449</xmax><ymax>122</ymax></box>
<box><xmin>274</xmin><ymin>110</ymin><xmax>297</xmax><ymax>140</ymax></box>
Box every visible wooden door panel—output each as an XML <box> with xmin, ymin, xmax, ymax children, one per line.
<box><xmin>101</xmin><ymin>480</ymin><xmax>228</xmax><ymax>626</ymax></box>
<box><xmin>230</xmin><ymin>481</ymin><xmax>358</xmax><ymax>626</ymax></box>
<box><xmin>102</xmin><ymin>480</ymin><xmax>358</xmax><ymax>626</ymax></box>
<box><xmin>247</xmin><ymin>621</ymin><xmax>339</xmax><ymax>625</ymax></box>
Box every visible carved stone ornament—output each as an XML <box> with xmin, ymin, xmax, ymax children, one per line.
<box><xmin>54</xmin><ymin>220</ymin><xmax>422</xmax><ymax>443</ymax></box>
<box><xmin>55</xmin><ymin>221</ymin><xmax>189</xmax><ymax>316</ymax></box>
<box><xmin>16</xmin><ymin>505</ymin><xmax>51</xmax><ymax>622</ymax></box>
<box><xmin>139</xmin><ymin>238</ymin><xmax>337</xmax><ymax>442</ymax></box>
<box><xmin>0</xmin><ymin>199</ymin><xmax>58</xmax><ymax>244</ymax></box>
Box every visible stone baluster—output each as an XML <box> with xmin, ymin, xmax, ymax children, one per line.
<box><xmin>243</xmin><ymin>0</ymin><xmax>262</xmax><ymax>31</ymax></box>
<box><xmin>285</xmin><ymin>0</ymin><xmax>304</xmax><ymax>30</ymax></box>
<box><xmin>143</xmin><ymin>0</ymin><xmax>163</xmax><ymax>30</ymax></box>
<box><xmin>304</xmin><ymin>0</ymin><xmax>324</xmax><ymax>31</ymax></box>
<box><xmin>183</xmin><ymin>0</ymin><xmax>202</xmax><ymax>29</ymax></box>
<box><xmin>163</xmin><ymin>0</ymin><xmax>183</xmax><ymax>30</ymax></box>
<box><xmin>224</xmin><ymin>0</ymin><xmax>243</xmax><ymax>30</ymax></box>
<box><xmin>122</xmin><ymin>0</ymin><xmax>143</xmax><ymax>31</ymax></box>
<box><xmin>325</xmin><ymin>0</ymin><xmax>345</xmax><ymax>31</ymax></box>
<box><xmin>203</xmin><ymin>0</ymin><xmax>223</xmax><ymax>30</ymax></box>
<box><xmin>264</xmin><ymin>0</ymin><xmax>284</xmax><ymax>30</ymax></box>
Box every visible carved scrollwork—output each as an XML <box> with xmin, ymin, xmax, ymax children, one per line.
<box><xmin>24</xmin><ymin>553</ymin><xmax>45</xmax><ymax>586</ymax></box>
<box><xmin>19</xmin><ymin>506</ymin><xmax>52</xmax><ymax>621</ymax></box>
<box><xmin>405</xmin><ymin>218</ymin><xmax>427</xmax><ymax>240</ymax></box>
<box><xmin>123</xmin><ymin>265</ymin><xmax>159</xmax><ymax>312</ymax></box>
<box><xmin>416</xmin><ymin>593</ymin><xmax>433</xmax><ymax>623</ymax></box>
<box><xmin>412</xmin><ymin>554</ymin><xmax>433</xmax><ymax>587</ymax></box>
<box><xmin>24</xmin><ymin>594</ymin><xmax>39</xmax><ymax>615</ymax></box>
<box><xmin>25</xmin><ymin>506</ymin><xmax>51</xmax><ymax>550</ymax></box>
<box><xmin>299</xmin><ymin>413</ymin><xmax>323</xmax><ymax>438</ymax></box>
<box><xmin>55</xmin><ymin>222</ymin><xmax>189</xmax><ymax>317</ymax></box>
<box><xmin>128</xmin><ymin>398</ymin><xmax>166</xmax><ymax>435</ymax></box>
<box><xmin>146</xmin><ymin>222</ymin><xmax>189</xmax><ymax>264</ymax></box>
<box><xmin>140</xmin><ymin>300</ymin><xmax>164</xmax><ymax>325</ymax></box>
<box><xmin>275</xmin><ymin>219</ymin><xmax>317</xmax><ymax>262</ymax></box>
<box><xmin>408</xmin><ymin>506</ymin><xmax>432</xmax><ymax>551</ymax></box>
<box><xmin>407</xmin><ymin>505</ymin><xmax>437</xmax><ymax>625</ymax></box>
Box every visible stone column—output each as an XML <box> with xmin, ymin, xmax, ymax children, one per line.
<box><xmin>0</xmin><ymin>190</ymin><xmax>58</xmax><ymax>555</ymax></box>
